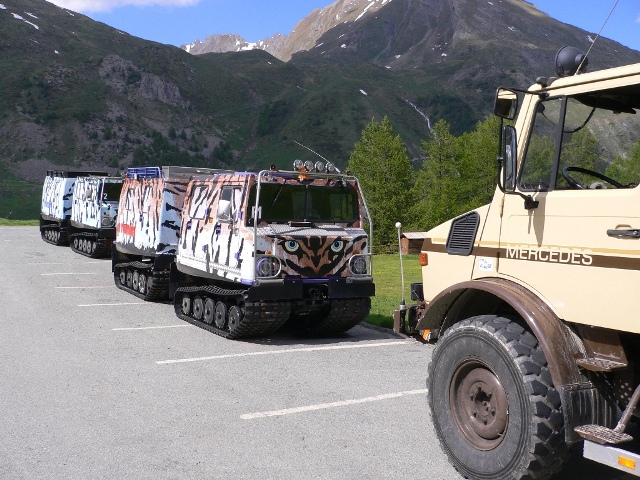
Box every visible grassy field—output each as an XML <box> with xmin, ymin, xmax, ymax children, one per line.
<box><xmin>367</xmin><ymin>254</ymin><xmax>422</xmax><ymax>329</ymax></box>
<box><xmin>0</xmin><ymin>164</ymin><xmax>41</xmax><ymax>220</ymax></box>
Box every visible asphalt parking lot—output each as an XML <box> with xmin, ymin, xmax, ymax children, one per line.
<box><xmin>0</xmin><ymin>227</ymin><xmax>634</xmax><ymax>479</ymax></box>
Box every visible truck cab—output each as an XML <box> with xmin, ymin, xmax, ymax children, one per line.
<box><xmin>401</xmin><ymin>51</ymin><xmax>640</xmax><ymax>479</ymax></box>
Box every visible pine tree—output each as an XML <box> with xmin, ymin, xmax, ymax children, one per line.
<box><xmin>348</xmin><ymin>117</ymin><xmax>413</xmax><ymax>247</ymax></box>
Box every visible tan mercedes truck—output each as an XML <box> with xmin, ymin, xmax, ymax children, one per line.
<box><xmin>396</xmin><ymin>49</ymin><xmax>640</xmax><ymax>479</ymax></box>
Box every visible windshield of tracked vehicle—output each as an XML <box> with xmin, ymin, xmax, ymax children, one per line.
<box><xmin>102</xmin><ymin>182</ymin><xmax>123</xmax><ymax>201</ymax></box>
<box><xmin>250</xmin><ymin>182</ymin><xmax>359</xmax><ymax>223</ymax></box>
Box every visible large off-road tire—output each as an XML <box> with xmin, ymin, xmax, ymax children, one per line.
<box><xmin>427</xmin><ymin>315</ymin><xmax>568</xmax><ymax>480</ymax></box>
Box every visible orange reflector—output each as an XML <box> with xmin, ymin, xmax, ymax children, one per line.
<box><xmin>618</xmin><ymin>456</ymin><xmax>636</xmax><ymax>470</ymax></box>
<box><xmin>419</xmin><ymin>253</ymin><xmax>428</xmax><ymax>266</ymax></box>
<box><xmin>421</xmin><ymin>329</ymin><xmax>430</xmax><ymax>341</ymax></box>
<box><xmin>266</xmin><ymin>250</ymin><xmax>272</xmax><ymax>255</ymax></box>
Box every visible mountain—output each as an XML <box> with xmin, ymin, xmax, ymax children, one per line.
<box><xmin>182</xmin><ymin>0</ymin><xmax>393</xmax><ymax>61</ymax></box>
<box><xmin>2</xmin><ymin>0</ymin><xmax>640</xmax><ymax>220</ymax></box>
<box><xmin>183</xmin><ymin>0</ymin><xmax>640</xmax><ymax>74</ymax></box>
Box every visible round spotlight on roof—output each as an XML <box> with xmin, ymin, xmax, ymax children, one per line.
<box><xmin>555</xmin><ymin>46</ymin><xmax>588</xmax><ymax>78</ymax></box>
<box><xmin>326</xmin><ymin>162</ymin><xmax>337</xmax><ymax>173</ymax></box>
<box><xmin>293</xmin><ymin>159</ymin><xmax>304</xmax><ymax>170</ymax></box>
<box><xmin>304</xmin><ymin>160</ymin><xmax>314</xmax><ymax>172</ymax></box>
<box><xmin>315</xmin><ymin>161</ymin><xmax>326</xmax><ymax>172</ymax></box>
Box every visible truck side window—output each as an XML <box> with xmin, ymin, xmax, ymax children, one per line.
<box><xmin>217</xmin><ymin>187</ymin><xmax>242</xmax><ymax>222</ymax></box>
<box><xmin>559</xmin><ymin>96</ymin><xmax>640</xmax><ymax>189</ymax></box>
<box><xmin>519</xmin><ymin>98</ymin><xmax>561</xmax><ymax>191</ymax></box>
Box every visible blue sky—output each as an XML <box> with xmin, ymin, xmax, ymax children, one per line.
<box><xmin>46</xmin><ymin>0</ymin><xmax>640</xmax><ymax>51</ymax></box>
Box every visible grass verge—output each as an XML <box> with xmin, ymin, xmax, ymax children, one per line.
<box><xmin>366</xmin><ymin>254</ymin><xmax>422</xmax><ymax>330</ymax></box>
<box><xmin>0</xmin><ymin>219</ymin><xmax>39</xmax><ymax>226</ymax></box>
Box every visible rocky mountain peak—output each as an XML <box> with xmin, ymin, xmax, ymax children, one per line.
<box><xmin>180</xmin><ymin>0</ymin><xmax>394</xmax><ymax>61</ymax></box>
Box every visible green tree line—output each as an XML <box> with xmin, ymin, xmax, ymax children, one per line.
<box><xmin>348</xmin><ymin>115</ymin><xmax>501</xmax><ymax>246</ymax></box>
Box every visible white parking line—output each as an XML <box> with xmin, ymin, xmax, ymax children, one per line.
<box><xmin>77</xmin><ymin>302</ymin><xmax>147</xmax><ymax>307</ymax></box>
<box><xmin>56</xmin><ymin>286</ymin><xmax>114</xmax><ymax>289</ymax></box>
<box><xmin>41</xmin><ymin>272</ymin><xmax>99</xmax><ymax>276</ymax></box>
<box><xmin>29</xmin><ymin>262</ymin><xmax>64</xmax><ymax>265</ymax></box>
<box><xmin>157</xmin><ymin>340</ymin><xmax>410</xmax><ymax>365</ymax></box>
<box><xmin>113</xmin><ymin>325</ymin><xmax>190</xmax><ymax>331</ymax></box>
<box><xmin>241</xmin><ymin>389</ymin><xmax>428</xmax><ymax>420</ymax></box>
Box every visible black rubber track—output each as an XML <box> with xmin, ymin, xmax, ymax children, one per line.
<box><xmin>69</xmin><ymin>233</ymin><xmax>112</xmax><ymax>258</ymax></box>
<box><xmin>304</xmin><ymin>297</ymin><xmax>371</xmax><ymax>334</ymax></box>
<box><xmin>40</xmin><ymin>226</ymin><xmax>69</xmax><ymax>246</ymax></box>
<box><xmin>113</xmin><ymin>262</ymin><xmax>170</xmax><ymax>302</ymax></box>
<box><xmin>427</xmin><ymin>315</ymin><xmax>568</xmax><ymax>480</ymax></box>
<box><xmin>174</xmin><ymin>285</ymin><xmax>292</xmax><ymax>339</ymax></box>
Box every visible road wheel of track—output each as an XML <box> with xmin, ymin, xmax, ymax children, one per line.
<box><xmin>126</xmin><ymin>270</ymin><xmax>133</xmax><ymax>288</ymax></box>
<box><xmin>119</xmin><ymin>269</ymin><xmax>126</xmax><ymax>285</ymax></box>
<box><xmin>132</xmin><ymin>271</ymin><xmax>139</xmax><ymax>291</ymax></box>
<box><xmin>203</xmin><ymin>298</ymin><xmax>215</xmax><ymax>325</ymax></box>
<box><xmin>228</xmin><ymin>305</ymin><xmax>242</xmax><ymax>335</ymax></box>
<box><xmin>214</xmin><ymin>301</ymin><xmax>228</xmax><ymax>329</ymax></box>
<box><xmin>138</xmin><ymin>273</ymin><xmax>146</xmax><ymax>294</ymax></box>
<box><xmin>73</xmin><ymin>237</ymin><xmax>79</xmax><ymax>249</ymax></box>
<box><xmin>91</xmin><ymin>241</ymin><xmax>97</xmax><ymax>254</ymax></box>
<box><xmin>180</xmin><ymin>295</ymin><xmax>191</xmax><ymax>315</ymax></box>
<box><xmin>427</xmin><ymin>315</ymin><xmax>567</xmax><ymax>480</ymax></box>
<box><xmin>193</xmin><ymin>296</ymin><xmax>204</xmax><ymax>320</ymax></box>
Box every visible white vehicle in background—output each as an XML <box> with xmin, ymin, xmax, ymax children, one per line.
<box><xmin>39</xmin><ymin>170</ymin><xmax>106</xmax><ymax>246</ymax></box>
<box><xmin>69</xmin><ymin>174</ymin><xmax>123</xmax><ymax>258</ymax></box>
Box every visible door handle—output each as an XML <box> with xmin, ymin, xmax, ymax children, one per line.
<box><xmin>607</xmin><ymin>229</ymin><xmax>640</xmax><ymax>238</ymax></box>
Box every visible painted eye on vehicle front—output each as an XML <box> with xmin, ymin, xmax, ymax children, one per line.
<box><xmin>284</xmin><ymin>240</ymin><xmax>299</xmax><ymax>252</ymax></box>
<box><xmin>331</xmin><ymin>240</ymin><xmax>344</xmax><ymax>252</ymax></box>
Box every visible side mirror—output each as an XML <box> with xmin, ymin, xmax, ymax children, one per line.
<box><xmin>494</xmin><ymin>88</ymin><xmax>518</xmax><ymax>120</ymax></box>
<box><xmin>500</xmin><ymin>125</ymin><xmax>517</xmax><ymax>192</ymax></box>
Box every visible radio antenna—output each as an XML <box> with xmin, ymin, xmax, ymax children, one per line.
<box><xmin>576</xmin><ymin>0</ymin><xmax>620</xmax><ymax>75</ymax></box>
<box><xmin>293</xmin><ymin>140</ymin><xmax>330</xmax><ymax>163</ymax></box>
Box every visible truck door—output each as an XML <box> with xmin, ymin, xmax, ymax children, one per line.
<box><xmin>211</xmin><ymin>185</ymin><xmax>245</xmax><ymax>278</ymax></box>
<box><xmin>498</xmin><ymin>93</ymin><xmax>640</xmax><ymax>333</ymax></box>
<box><xmin>181</xmin><ymin>180</ymin><xmax>213</xmax><ymax>268</ymax></box>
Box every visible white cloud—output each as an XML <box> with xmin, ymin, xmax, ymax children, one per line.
<box><xmin>45</xmin><ymin>0</ymin><xmax>199</xmax><ymax>13</ymax></box>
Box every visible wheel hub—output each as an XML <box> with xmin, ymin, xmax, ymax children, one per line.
<box><xmin>450</xmin><ymin>361</ymin><xmax>509</xmax><ymax>450</ymax></box>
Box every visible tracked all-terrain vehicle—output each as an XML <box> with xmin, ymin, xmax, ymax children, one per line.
<box><xmin>69</xmin><ymin>174</ymin><xmax>123</xmax><ymax>258</ymax></box>
<box><xmin>395</xmin><ymin>49</ymin><xmax>640</xmax><ymax>479</ymax></box>
<box><xmin>172</xmin><ymin>161</ymin><xmax>375</xmax><ymax>339</ymax></box>
<box><xmin>112</xmin><ymin>166</ymin><xmax>225</xmax><ymax>301</ymax></box>
<box><xmin>39</xmin><ymin>170</ymin><xmax>107</xmax><ymax>246</ymax></box>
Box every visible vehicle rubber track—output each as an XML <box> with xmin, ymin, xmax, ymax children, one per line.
<box><xmin>306</xmin><ymin>297</ymin><xmax>371</xmax><ymax>334</ymax></box>
<box><xmin>174</xmin><ymin>285</ymin><xmax>292</xmax><ymax>339</ymax></box>
<box><xmin>70</xmin><ymin>233</ymin><xmax>112</xmax><ymax>258</ymax></box>
<box><xmin>40</xmin><ymin>226</ymin><xmax>69</xmax><ymax>246</ymax></box>
<box><xmin>114</xmin><ymin>261</ymin><xmax>170</xmax><ymax>302</ymax></box>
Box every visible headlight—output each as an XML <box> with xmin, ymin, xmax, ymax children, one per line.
<box><xmin>256</xmin><ymin>256</ymin><xmax>281</xmax><ymax>278</ymax></box>
<box><xmin>350</xmin><ymin>255</ymin><xmax>368</xmax><ymax>275</ymax></box>
<box><xmin>102</xmin><ymin>216</ymin><xmax>114</xmax><ymax>227</ymax></box>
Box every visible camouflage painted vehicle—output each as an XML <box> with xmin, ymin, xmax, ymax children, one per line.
<box><xmin>172</xmin><ymin>161</ymin><xmax>375</xmax><ymax>339</ymax></box>
<box><xmin>111</xmin><ymin>166</ymin><xmax>227</xmax><ymax>301</ymax></box>
<box><xmin>39</xmin><ymin>170</ymin><xmax>107</xmax><ymax>246</ymax></box>
<box><xmin>69</xmin><ymin>175</ymin><xmax>124</xmax><ymax>258</ymax></box>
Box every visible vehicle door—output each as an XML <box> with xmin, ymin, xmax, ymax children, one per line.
<box><xmin>498</xmin><ymin>93</ymin><xmax>640</xmax><ymax>333</ymax></box>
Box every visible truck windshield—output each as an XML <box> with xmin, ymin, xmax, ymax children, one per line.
<box><xmin>102</xmin><ymin>182</ymin><xmax>123</xmax><ymax>201</ymax></box>
<box><xmin>250</xmin><ymin>182</ymin><xmax>359</xmax><ymax>223</ymax></box>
